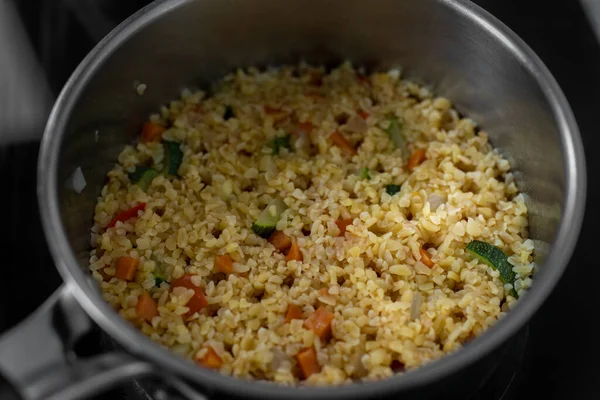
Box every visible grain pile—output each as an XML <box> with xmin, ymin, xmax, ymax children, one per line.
<box><xmin>89</xmin><ymin>62</ymin><xmax>534</xmax><ymax>385</ymax></box>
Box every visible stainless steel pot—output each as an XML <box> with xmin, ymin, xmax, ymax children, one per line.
<box><xmin>0</xmin><ymin>0</ymin><xmax>586</xmax><ymax>399</ymax></box>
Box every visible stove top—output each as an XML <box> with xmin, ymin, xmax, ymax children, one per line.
<box><xmin>3</xmin><ymin>0</ymin><xmax>600</xmax><ymax>399</ymax></box>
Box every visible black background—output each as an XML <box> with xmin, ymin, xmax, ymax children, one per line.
<box><xmin>1</xmin><ymin>0</ymin><xmax>599</xmax><ymax>398</ymax></box>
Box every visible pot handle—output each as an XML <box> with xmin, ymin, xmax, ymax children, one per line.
<box><xmin>0</xmin><ymin>284</ymin><xmax>208</xmax><ymax>400</ymax></box>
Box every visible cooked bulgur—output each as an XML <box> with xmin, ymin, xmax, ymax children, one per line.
<box><xmin>89</xmin><ymin>62</ymin><xmax>535</xmax><ymax>385</ymax></box>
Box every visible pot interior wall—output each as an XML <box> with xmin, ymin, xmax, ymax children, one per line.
<box><xmin>56</xmin><ymin>0</ymin><xmax>562</xmax><ymax>286</ymax></box>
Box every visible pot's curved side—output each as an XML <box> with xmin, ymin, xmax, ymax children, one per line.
<box><xmin>35</xmin><ymin>0</ymin><xmax>585</xmax><ymax>399</ymax></box>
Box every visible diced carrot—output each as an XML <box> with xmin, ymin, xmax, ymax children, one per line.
<box><xmin>215</xmin><ymin>254</ymin><xmax>234</xmax><ymax>274</ymax></box>
<box><xmin>419</xmin><ymin>247</ymin><xmax>434</xmax><ymax>268</ymax></box>
<box><xmin>108</xmin><ymin>203</ymin><xmax>146</xmax><ymax>228</ymax></box>
<box><xmin>358</xmin><ymin>110</ymin><xmax>369</xmax><ymax>120</ymax></box>
<box><xmin>171</xmin><ymin>274</ymin><xmax>209</xmax><ymax>315</ymax></box>
<box><xmin>136</xmin><ymin>291</ymin><xmax>158</xmax><ymax>322</ymax></box>
<box><xmin>196</xmin><ymin>346</ymin><xmax>223</xmax><ymax>369</ymax></box>
<box><xmin>335</xmin><ymin>218</ymin><xmax>354</xmax><ymax>236</ymax></box>
<box><xmin>303</xmin><ymin>306</ymin><xmax>335</xmax><ymax>341</ymax></box>
<box><xmin>140</xmin><ymin>122</ymin><xmax>165</xmax><ymax>143</ymax></box>
<box><xmin>285</xmin><ymin>304</ymin><xmax>304</xmax><ymax>322</ymax></box>
<box><xmin>264</xmin><ymin>105</ymin><xmax>288</xmax><ymax>122</ymax></box>
<box><xmin>286</xmin><ymin>242</ymin><xmax>303</xmax><ymax>262</ymax></box>
<box><xmin>269</xmin><ymin>231</ymin><xmax>292</xmax><ymax>252</ymax></box>
<box><xmin>407</xmin><ymin>149</ymin><xmax>427</xmax><ymax>171</ymax></box>
<box><xmin>114</xmin><ymin>256</ymin><xmax>139</xmax><ymax>281</ymax></box>
<box><xmin>297</xmin><ymin>122</ymin><xmax>314</xmax><ymax>134</ymax></box>
<box><xmin>296</xmin><ymin>347</ymin><xmax>321</xmax><ymax>379</ymax></box>
<box><xmin>329</xmin><ymin>131</ymin><xmax>356</xmax><ymax>156</ymax></box>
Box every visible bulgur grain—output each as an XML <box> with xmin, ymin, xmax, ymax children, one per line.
<box><xmin>90</xmin><ymin>62</ymin><xmax>534</xmax><ymax>385</ymax></box>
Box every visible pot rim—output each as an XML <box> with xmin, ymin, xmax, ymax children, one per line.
<box><xmin>38</xmin><ymin>0</ymin><xmax>586</xmax><ymax>398</ymax></box>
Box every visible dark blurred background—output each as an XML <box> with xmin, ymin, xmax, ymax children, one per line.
<box><xmin>1</xmin><ymin>0</ymin><xmax>598</xmax><ymax>399</ymax></box>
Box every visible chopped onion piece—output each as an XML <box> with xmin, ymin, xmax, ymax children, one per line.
<box><xmin>427</xmin><ymin>193</ymin><xmax>446</xmax><ymax>212</ymax></box>
<box><xmin>65</xmin><ymin>166</ymin><xmax>86</xmax><ymax>194</ymax></box>
<box><xmin>270</xmin><ymin>348</ymin><xmax>291</xmax><ymax>370</ymax></box>
<box><xmin>410</xmin><ymin>292</ymin><xmax>422</xmax><ymax>320</ymax></box>
<box><xmin>345</xmin><ymin>115</ymin><xmax>368</xmax><ymax>133</ymax></box>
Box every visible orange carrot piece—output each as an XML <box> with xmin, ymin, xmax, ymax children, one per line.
<box><xmin>285</xmin><ymin>304</ymin><xmax>304</xmax><ymax>322</ymax></box>
<box><xmin>407</xmin><ymin>149</ymin><xmax>427</xmax><ymax>171</ymax></box>
<box><xmin>303</xmin><ymin>306</ymin><xmax>335</xmax><ymax>341</ymax></box>
<box><xmin>296</xmin><ymin>347</ymin><xmax>321</xmax><ymax>379</ymax></box>
<box><xmin>140</xmin><ymin>122</ymin><xmax>165</xmax><ymax>143</ymax></box>
<box><xmin>197</xmin><ymin>346</ymin><xmax>223</xmax><ymax>369</ymax></box>
<box><xmin>268</xmin><ymin>231</ymin><xmax>292</xmax><ymax>252</ymax></box>
<box><xmin>171</xmin><ymin>274</ymin><xmax>209</xmax><ymax>315</ymax></box>
<box><xmin>114</xmin><ymin>256</ymin><xmax>139</xmax><ymax>281</ymax></box>
<box><xmin>286</xmin><ymin>242</ymin><xmax>303</xmax><ymax>262</ymax></box>
<box><xmin>335</xmin><ymin>218</ymin><xmax>354</xmax><ymax>236</ymax></box>
<box><xmin>108</xmin><ymin>203</ymin><xmax>146</xmax><ymax>228</ymax></box>
<box><xmin>419</xmin><ymin>247</ymin><xmax>434</xmax><ymax>268</ymax></box>
<box><xmin>264</xmin><ymin>105</ymin><xmax>288</xmax><ymax>122</ymax></box>
<box><xmin>358</xmin><ymin>110</ymin><xmax>369</xmax><ymax>120</ymax></box>
<box><xmin>297</xmin><ymin>122</ymin><xmax>314</xmax><ymax>133</ymax></box>
<box><xmin>215</xmin><ymin>254</ymin><xmax>234</xmax><ymax>274</ymax></box>
<box><xmin>136</xmin><ymin>291</ymin><xmax>158</xmax><ymax>322</ymax></box>
<box><xmin>329</xmin><ymin>131</ymin><xmax>356</xmax><ymax>156</ymax></box>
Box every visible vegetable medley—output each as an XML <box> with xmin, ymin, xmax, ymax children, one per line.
<box><xmin>89</xmin><ymin>62</ymin><xmax>534</xmax><ymax>384</ymax></box>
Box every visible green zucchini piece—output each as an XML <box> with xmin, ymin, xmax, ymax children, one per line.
<box><xmin>154</xmin><ymin>274</ymin><xmax>166</xmax><ymax>286</ymax></box>
<box><xmin>466</xmin><ymin>240</ymin><xmax>518</xmax><ymax>298</ymax></box>
<box><xmin>358</xmin><ymin>167</ymin><xmax>370</xmax><ymax>180</ymax></box>
<box><xmin>385</xmin><ymin>184</ymin><xmax>401</xmax><ymax>196</ymax></box>
<box><xmin>270</xmin><ymin>134</ymin><xmax>291</xmax><ymax>155</ymax></box>
<box><xmin>384</xmin><ymin>116</ymin><xmax>408</xmax><ymax>156</ymax></box>
<box><xmin>129</xmin><ymin>166</ymin><xmax>160</xmax><ymax>191</ymax></box>
<box><xmin>163</xmin><ymin>141</ymin><xmax>183</xmax><ymax>176</ymax></box>
<box><xmin>252</xmin><ymin>199</ymin><xmax>287</xmax><ymax>238</ymax></box>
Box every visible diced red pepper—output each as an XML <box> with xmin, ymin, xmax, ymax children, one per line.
<box><xmin>108</xmin><ymin>203</ymin><xmax>146</xmax><ymax>228</ymax></box>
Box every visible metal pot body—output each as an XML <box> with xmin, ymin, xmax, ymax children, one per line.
<box><xmin>0</xmin><ymin>0</ymin><xmax>585</xmax><ymax>399</ymax></box>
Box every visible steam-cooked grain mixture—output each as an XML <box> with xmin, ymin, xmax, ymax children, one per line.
<box><xmin>89</xmin><ymin>62</ymin><xmax>535</xmax><ymax>384</ymax></box>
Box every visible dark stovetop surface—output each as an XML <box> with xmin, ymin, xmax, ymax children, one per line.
<box><xmin>2</xmin><ymin>0</ymin><xmax>600</xmax><ymax>399</ymax></box>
